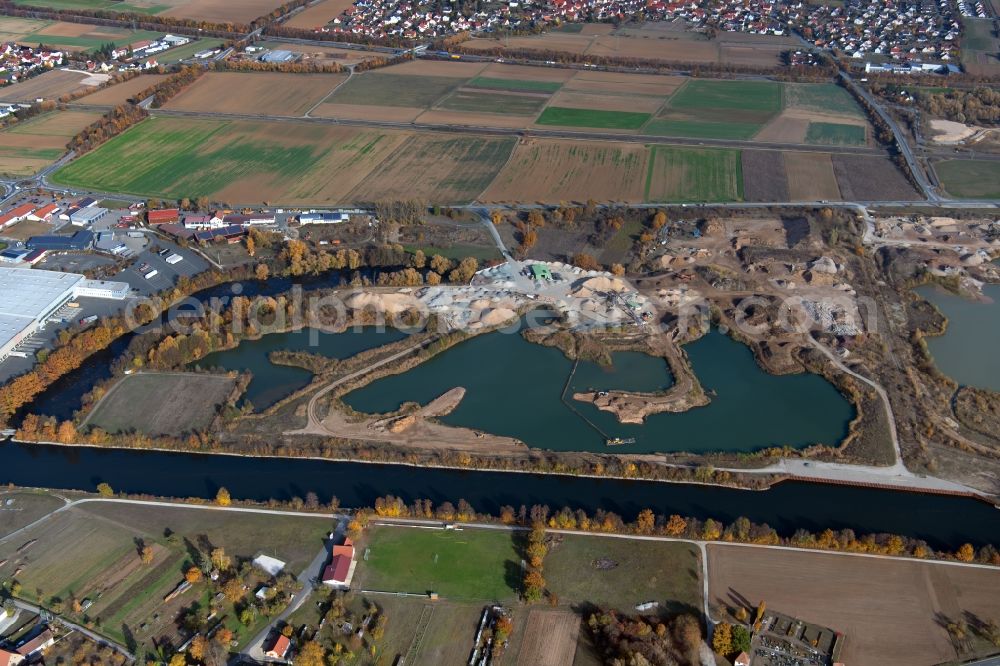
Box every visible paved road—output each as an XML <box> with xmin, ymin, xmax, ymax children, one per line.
<box><xmin>241</xmin><ymin>519</ymin><xmax>343</xmax><ymax>661</ymax></box>
<box><xmin>10</xmin><ymin>598</ymin><xmax>134</xmax><ymax>660</ymax></box>
<box><xmin>839</xmin><ymin>72</ymin><xmax>940</xmax><ymax>201</ymax></box>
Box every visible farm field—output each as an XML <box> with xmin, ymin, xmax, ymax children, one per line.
<box><xmin>462</xmin><ymin>22</ymin><xmax>796</xmax><ymax>68</ymax></box>
<box><xmin>543</xmin><ymin>535</ymin><xmax>702</xmax><ymax>613</ymax></box>
<box><xmin>536</xmin><ymin>106</ymin><xmax>651</xmax><ymax>130</ymax></box>
<box><xmin>11</xmin><ymin>0</ymin><xmax>285</xmax><ymax>23</ymax></box>
<box><xmin>284</xmin><ymin>0</ymin><xmax>356</xmax><ymax>28</ymax></box>
<box><xmin>0</xmin><ymin>500</ymin><xmax>333</xmax><ymax>649</ymax></box>
<box><xmin>805</xmin><ymin>122</ymin><xmax>867</xmax><ymax>146</ymax></box>
<box><xmin>354</xmin><ymin>525</ymin><xmax>519</xmax><ymax>601</ymax></box>
<box><xmin>512</xmin><ymin>610</ymin><xmax>581</xmax><ymax>666</ymax></box>
<box><xmin>0</xmin><ymin>17</ymin><xmax>163</xmax><ymax>52</ymax></box>
<box><xmin>164</xmin><ymin>71</ymin><xmax>349</xmax><ymax>116</ymax></box>
<box><xmin>707</xmin><ymin>544</ymin><xmax>1000</xmax><ymax>666</ymax></box>
<box><xmin>0</xmin><ymin>491</ymin><xmax>64</xmax><ymax>538</ymax></box>
<box><xmin>438</xmin><ymin>89</ymin><xmax>549</xmax><ymax>116</ymax></box>
<box><xmin>76</xmin><ymin>73</ymin><xmax>169</xmax><ymax>105</ymax></box>
<box><xmin>935</xmin><ymin>159</ymin><xmax>1000</xmax><ymax>198</ymax></box>
<box><xmin>645</xmin><ymin>145</ymin><xmax>744</xmax><ymax>202</ymax></box>
<box><xmin>83</xmin><ymin>373</ymin><xmax>236</xmax><ymax>435</ymax></box>
<box><xmin>0</xmin><ymin>109</ymin><xmax>100</xmax><ymax>177</ymax></box>
<box><xmin>961</xmin><ymin>18</ymin><xmax>1000</xmax><ymax>77</ymax></box>
<box><xmin>0</xmin><ymin>68</ymin><xmax>105</xmax><ymax>103</ymax></box>
<box><xmin>648</xmin><ymin>79</ymin><xmax>782</xmax><ymax>140</ymax></box>
<box><xmin>481</xmin><ymin>139</ymin><xmax>649</xmax><ymax>203</ymax></box>
<box><xmin>344</xmin><ymin>134</ymin><xmax>516</xmax><ymax>205</ymax></box>
<box><xmin>784</xmin><ymin>152</ymin><xmax>842</xmax><ymax>200</ymax></box>
<box><xmin>832</xmin><ymin>155</ymin><xmax>919</xmax><ymax>201</ymax></box>
<box><xmin>741</xmin><ymin>150</ymin><xmax>789</xmax><ymax>201</ymax></box>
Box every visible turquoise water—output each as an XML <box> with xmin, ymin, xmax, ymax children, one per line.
<box><xmin>342</xmin><ymin>329</ymin><xmax>854</xmax><ymax>454</ymax></box>
<box><xmin>919</xmin><ymin>282</ymin><xmax>1000</xmax><ymax>391</ymax></box>
<box><xmin>192</xmin><ymin>328</ymin><xmax>408</xmax><ymax>409</ymax></box>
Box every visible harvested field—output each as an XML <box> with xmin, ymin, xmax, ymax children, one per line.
<box><xmin>482</xmin><ymin>139</ymin><xmax>649</xmax><ymax>203</ymax></box>
<box><xmin>934</xmin><ymin>159</ymin><xmax>1000</xmax><ymax>199</ymax></box>
<box><xmin>806</xmin><ymin>122</ymin><xmax>867</xmax><ymax>146</ymax></box>
<box><xmin>83</xmin><ymin>372</ymin><xmax>236</xmax><ymax>435</ymax></box>
<box><xmin>961</xmin><ymin>18</ymin><xmax>1000</xmax><ymax>77</ymax></box>
<box><xmin>0</xmin><ymin>16</ymin><xmax>49</xmax><ymax>43</ymax></box>
<box><xmin>77</xmin><ymin>74</ymin><xmax>169</xmax><ymax>105</ymax></box>
<box><xmin>562</xmin><ymin>70</ymin><xmax>684</xmax><ymax>96</ymax></box>
<box><xmin>356</xmin><ymin>525</ymin><xmax>519</xmax><ymax>600</ymax></box>
<box><xmin>4</xmin><ymin>18</ymin><xmax>162</xmax><ymax>52</ymax></box>
<box><xmin>753</xmin><ymin>115</ymin><xmax>810</xmax><ymax>143</ymax></box>
<box><xmin>546</xmin><ymin>90</ymin><xmax>663</xmax><ymax>113</ymax></box>
<box><xmin>347</xmin><ymin>134</ymin><xmax>515</xmax><ymax>205</ymax></box>
<box><xmin>164</xmin><ymin>71</ymin><xmax>348</xmax><ymax>116</ymax></box>
<box><xmin>0</xmin><ymin>109</ymin><xmax>100</xmax><ymax>177</ymax></box>
<box><xmin>707</xmin><ymin>544</ymin><xmax>1000</xmax><ymax>666</ymax></box>
<box><xmin>284</xmin><ymin>0</ymin><xmax>355</xmax><ymax>29</ymax></box>
<box><xmin>0</xmin><ymin>69</ymin><xmax>100</xmax><ymax>102</ymax></box>
<box><xmin>645</xmin><ymin>145</ymin><xmax>743</xmax><ymax>202</ymax></box>
<box><xmin>514</xmin><ymin>610</ymin><xmax>580</xmax><ymax>666</ymax></box>
<box><xmin>312</xmin><ymin>102</ymin><xmax>423</xmax><ymax>122</ymax></box>
<box><xmin>479</xmin><ymin>62</ymin><xmax>575</xmax><ymax>83</ymax></box>
<box><xmin>742</xmin><ymin>150</ymin><xmax>789</xmax><ymax>202</ymax></box>
<box><xmin>833</xmin><ymin>155</ymin><xmax>920</xmax><ymax>201</ymax></box>
<box><xmin>466</xmin><ymin>76</ymin><xmax>562</xmax><ymax>93</ymax></box>
<box><xmin>325</xmin><ymin>71</ymin><xmax>467</xmax><ymax>108</ymax></box>
<box><xmin>414</xmin><ymin>109</ymin><xmax>534</xmax><ymax>128</ymax></box>
<box><xmin>784</xmin><ymin>152</ymin><xmax>841</xmax><ymax>201</ymax></box>
<box><xmin>536</xmin><ymin>106</ymin><xmax>651</xmax><ymax>129</ymax></box>
<box><xmin>158</xmin><ymin>0</ymin><xmax>286</xmax><ymax>24</ymax></box>
<box><xmin>544</xmin><ymin>535</ymin><xmax>702</xmax><ymax>612</ymax></box>
<box><xmin>391</xmin><ymin>59</ymin><xmax>488</xmax><ymax>77</ymax></box>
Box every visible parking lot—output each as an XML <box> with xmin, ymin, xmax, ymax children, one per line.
<box><xmin>112</xmin><ymin>235</ymin><xmax>210</xmax><ymax>296</ymax></box>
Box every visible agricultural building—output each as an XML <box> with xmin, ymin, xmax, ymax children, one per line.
<box><xmin>194</xmin><ymin>225</ymin><xmax>246</xmax><ymax>244</ymax></box>
<box><xmin>299</xmin><ymin>211</ymin><xmax>349</xmax><ymax>225</ymax></box>
<box><xmin>0</xmin><ymin>204</ymin><xmax>36</xmax><ymax>230</ymax></box>
<box><xmin>27</xmin><ymin>230</ymin><xmax>94</xmax><ymax>251</ymax></box>
<box><xmin>69</xmin><ymin>206</ymin><xmax>108</xmax><ymax>226</ymax></box>
<box><xmin>261</xmin><ymin>49</ymin><xmax>297</xmax><ymax>63</ymax></box>
<box><xmin>0</xmin><ymin>267</ymin><xmax>127</xmax><ymax>361</ymax></box>
<box><xmin>28</xmin><ymin>204</ymin><xmax>59</xmax><ymax>222</ymax></box>
<box><xmin>147</xmin><ymin>208</ymin><xmax>180</xmax><ymax>224</ymax></box>
<box><xmin>322</xmin><ymin>537</ymin><xmax>356</xmax><ymax>589</ymax></box>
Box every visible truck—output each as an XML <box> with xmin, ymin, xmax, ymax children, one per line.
<box><xmin>144</xmin><ymin>269</ymin><xmax>158</xmax><ymax>280</ymax></box>
<box><xmin>78</xmin><ymin>315</ymin><xmax>98</xmax><ymax>326</ymax></box>
<box><xmin>165</xmin><ymin>253</ymin><xmax>183</xmax><ymax>265</ymax></box>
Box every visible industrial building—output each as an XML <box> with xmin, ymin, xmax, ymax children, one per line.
<box><xmin>0</xmin><ymin>267</ymin><xmax>128</xmax><ymax>362</ymax></box>
<box><xmin>261</xmin><ymin>49</ymin><xmax>297</xmax><ymax>63</ymax></box>
<box><xmin>299</xmin><ymin>211</ymin><xmax>349</xmax><ymax>225</ymax></box>
<box><xmin>26</xmin><ymin>230</ymin><xmax>94</xmax><ymax>251</ymax></box>
<box><xmin>69</xmin><ymin>206</ymin><xmax>108</xmax><ymax>227</ymax></box>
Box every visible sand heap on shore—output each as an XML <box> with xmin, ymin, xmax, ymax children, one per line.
<box><xmin>570</xmin><ymin>276</ymin><xmax>630</xmax><ymax>299</ymax></box>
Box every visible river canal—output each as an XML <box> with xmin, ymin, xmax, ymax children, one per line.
<box><xmin>1</xmin><ymin>441</ymin><xmax>997</xmax><ymax>551</ymax></box>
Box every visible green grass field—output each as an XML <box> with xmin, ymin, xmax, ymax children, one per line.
<box><xmin>328</xmin><ymin>72</ymin><xmax>466</xmax><ymax>108</ymax></box>
<box><xmin>805</xmin><ymin>122</ymin><xmax>867</xmax><ymax>146</ymax></box>
<box><xmin>357</xmin><ymin>526</ymin><xmax>520</xmax><ymax>601</ymax></box>
<box><xmin>439</xmin><ymin>89</ymin><xmax>547</xmax><ymax>115</ymax></box>
<box><xmin>935</xmin><ymin>159</ymin><xmax>1000</xmax><ymax>199</ymax></box>
<box><xmin>645</xmin><ymin>145</ymin><xmax>743</xmax><ymax>202</ymax></box>
<box><xmin>784</xmin><ymin>83</ymin><xmax>863</xmax><ymax>117</ymax></box>
<box><xmin>536</xmin><ymin>106</ymin><xmax>651</xmax><ymax>130</ymax></box>
<box><xmin>467</xmin><ymin>76</ymin><xmax>562</xmax><ymax>93</ymax></box>
<box><xmin>652</xmin><ymin>79</ymin><xmax>782</xmax><ymax>139</ymax></box>
<box><xmin>544</xmin><ymin>536</ymin><xmax>702</xmax><ymax>612</ymax></box>
<box><xmin>51</xmin><ymin>117</ymin><xmax>332</xmax><ymax>199</ymax></box>
<box><xmin>644</xmin><ymin>118</ymin><xmax>760</xmax><ymax>140</ymax></box>
<box><xmin>669</xmin><ymin>79</ymin><xmax>783</xmax><ymax>113</ymax></box>
<box><xmin>13</xmin><ymin>0</ymin><xmax>169</xmax><ymax>12</ymax></box>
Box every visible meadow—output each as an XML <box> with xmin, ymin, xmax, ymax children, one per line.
<box><xmin>649</xmin><ymin>79</ymin><xmax>783</xmax><ymax>140</ymax></box>
<box><xmin>356</xmin><ymin>526</ymin><xmax>520</xmax><ymax>600</ymax></box>
<box><xmin>805</xmin><ymin>122</ymin><xmax>867</xmax><ymax>146</ymax></box>
<box><xmin>0</xmin><ymin>110</ymin><xmax>101</xmax><ymax>177</ymax></box>
<box><xmin>935</xmin><ymin>159</ymin><xmax>1000</xmax><ymax>199</ymax></box>
<box><xmin>536</xmin><ymin>106</ymin><xmax>651</xmax><ymax>130</ymax></box>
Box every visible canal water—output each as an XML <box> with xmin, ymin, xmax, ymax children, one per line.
<box><xmin>1</xmin><ymin>441</ymin><xmax>997</xmax><ymax>551</ymax></box>
<box><xmin>192</xmin><ymin>328</ymin><xmax>408</xmax><ymax>410</ymax></box>
<box><xmin>919</xmin><ymin>282</ymin><xmax>1000</xmax><ymax>392</ymax></box>
<box><xmin>342</xmin><ymin>329</ymin><xmax>855</xmax><ymax>454</ymax></box>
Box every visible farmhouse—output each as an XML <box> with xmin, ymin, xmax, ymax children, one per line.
<box><xmin>16</xmin><ymin>627</ymin><xmax>54</xmax><ymax>657</ymax></box>
<box><xmin>0</xmin><ymin>204</ymin><xmax>36</xmax><ymax>231</ymax></box>
<box><xmin>322</xmin><ymin>537</ymin><xmax>357</xmax><ymax>589</ymax></box>
<box><xmin>264</xmin><ymin>634</ymin><xmax>290</xmax><ymax>660</ymax></box>
<box><xmin>0</xmin><ymin>648</ymin><xmax>24</xmax><ymax>666</ymax></box>
<box><xmin>0</xmin><ymin>266</ymin><xmax>128</xmax><ymax>361</ymax></box>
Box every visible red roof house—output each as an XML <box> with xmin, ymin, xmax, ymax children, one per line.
<box><xmin>147</xmin><ymin>208</ymin><xmax>180</xmax><ymax>224</ymax></box>
<box><xmin>0</xmin><ymin>649</ymin><xmax>24</xmax><ymax>666</ymax></box>
<box><xmin>264</xmin><ymin>634</ymin><xmax>290</xmax><ymax>660</ymax></box>
<box><xmin>322</xmin><ymin>537</ymin><xmax>356</xmax><ymax>589</ymax></box>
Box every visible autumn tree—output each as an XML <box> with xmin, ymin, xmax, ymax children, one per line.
<box><xmin>222</xmin><ymin>578</ymin><xmax>244</xmax><ymax>603</ymax></box>
<box><xmin>712</xmin><ymin>621</ymin><xmax>733</xmax><ymax>655</ymax></box>
<box><xmin>188</xmin><ymin>636</ymin><xmax>207</xmax><ymax>661</ymax></box>
<box><xmin>295</xmin><ymin>641</ymin><xmax>325</xmax><ymax>666</ymax></box>
<box><xmin>140</xmin><ymin>544</ymin><xmax>154</xmax><ymax>565</ymax></box>
<box><xmin>97</xmin><ymin>482</ymin><xmax>114</xmax><ymax>497</ymax></box>
<box><xmin>168</xmin><ymin>654</ymin><xmax>186</xmax><ymax>666</ymax></box>
<box><xmin>664</xmin><ymin>514</ymin><xmax>687</xmax><ymax>536</ymax></box>
<box><xmin>185</xmin><ymin>566</ymin><xmax>202</xmax><ymax>584</ymax></box>
<box><xmin>956</xmin><ymin>543</ymin><xmax>975</xmax><ymax>562</ymax></box>
<box><xmin>635</xmin><ymin>508</ymin><xmax>655</xmax><ymax>534</ymax></box>
<box><xmin>571</xmin><ymin>253</ymin><xmax>601</xmax><ymax>271</ymax></box>
<box><xmin>215</xmin><ymin>487</ymin><xmax>231</xmax><ymax>506</ymax></box>
<box><xmin>210</xmin><ymin>548</ymin><xmax>231</xmax><ymax>571</ymax></box>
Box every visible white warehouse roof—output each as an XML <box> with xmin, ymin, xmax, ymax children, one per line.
<box><xmin>0</xmin><ymin>267</ymin><xmax>84</xmax><ymax>319</ymax></box>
